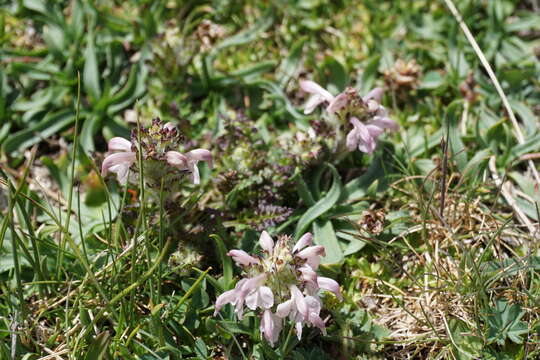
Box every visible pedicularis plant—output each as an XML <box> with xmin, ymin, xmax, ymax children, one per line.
<box><xmin>214</xmin><ymin>231</ymin><xmax>342</xmax><ymax>346</ymax></box>
<box><xmin>300</xmin><ymin>80</ymin><xmax>398</xmax><ymax>154</ymax></box>
<box><xmin>98</xmin><ymin>77</ymin><xmax>396</xmax><ymax>348</ymax></box>
<box><xmin>101</xmin><ymin>118</ymin><xmax>212</xmax><ymax>192</ymax></box>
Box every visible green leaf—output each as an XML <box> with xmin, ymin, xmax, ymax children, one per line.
<box><xmin>80</xmin><ymin>114</ymin><xmax>102</xmax><ymax>152</ymax></box>
<box><xmin>509</xmin><ymin>100</ymin><xmax>537</xmax><ymax>136</ymax></box>
<box><xmin>83</xmin><ymin>33</ymin><xmax>101</xmax><ymax>101</ymax></box>
<box><xmin>342</xmin><ymin>152</ymin><xmax>389</xmax><ymax>202</ymax></box>
<box><xmin>357</xmin><ymin>55</ymin><xmax>381</xmax><ymax>94</ymax></box>
<box><xmin>3</xmin><ymin>110</ymin><xmax>75</xmax><ymax>154</ymax></box>
<box><xmin>486</xmin><ymin>299</ymin><xmax>528</xmax><ymax>346</ymax></box>
<box><xmin>296</xmin><ymin>175</ymin><xmax>316</xmax><ymax>207</ymax></box>
<box><xmin>320</xmin><ymin>56</ymin><xmax>348</xmax><ymax>93</ymax></box>
<box><xmin>295</xmin><ymin>164</ymin><xmax>342</xmax><ymax>239</ymax></box>
<box><xmin>508</xmin><ymin>132</ymin><xmax>540</xmax><ymax>163</ymax></box>
<box><xmin>420</xmin><ymin>70</ymin><xmax>445</xmax><ymax>89</ymax></box>
<box><xmin>194</xmin><ymin>338</ymin><xmax>208</xmax><ymax>359</ymax></box>
<box><xmin>445</xmin><ymin>101</ymin><xmax>467</xmax><ymax>172</ymax></box>
<box><xmin>461</xmin><ymin>149</ymin><xmax>491</xmax><ymax>183</ymax></box>
<box><xmin>278</xmin><ymin>37</ymin><xmax>306</xmax><ymax>86</ymax></box>
<box><xmin>83</xmin><ymin>331</ymin><xmax>111</xmax><ymax>360</ymax></box>
<box><xmin>212</xmin><ymin>8</ymin><xmax>274</xmax><ymax>55</ymax></box>
<box><xmin>211</xmin><ymin>234</ymin><xmax>233</xmax><ymax>289</ymax></box>
<box><xmin>313</xmin><ymin>220</ymin><xmax>343</xmax><ymax>264</ymax></box>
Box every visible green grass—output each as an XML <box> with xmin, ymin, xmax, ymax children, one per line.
<box><xmin>1</xmin><ymin>0</ymin><xmax>540</xmax><ymax>359</ymax></box>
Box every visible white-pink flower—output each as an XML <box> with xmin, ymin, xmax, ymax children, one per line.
<box><xmin>101</xmin><ymin>137</ymin><xmax>136</xmax><ymax>184</ymax></box>
<box><xmin>260</xmin><ymin>309</ymin><xmax>282</xmax><ymax>347</ymax></box>
<box><xmin>166</xmin><ymin>149</ymin><xmax>212</xmax><ymax>185</ymax></box>
<box><xmin>300</xmin><ymin>80</ymin><xmax>335</xmax><ymax>115</ymax></box>
<box><xmin>346</xmin><ymin>117</ymin><xmax>383</xmax><ymax>154</ymax></box>
<box><xmin>214</xmin><ymin>230</ymin><xmax>342</xmax><ymax>346</ymax></box>
<box><xmin>299</xmin><ymin>79</ymin><xmax>398</xmax><ymax>154</ymax></box>
<box><xmin>100</xmin><ymin>118</ymin><xmax>212</xmax><ymax>188</ymax></box>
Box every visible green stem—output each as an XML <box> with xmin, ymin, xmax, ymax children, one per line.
<box><xmin>56</xmin><ymin>72</ymin><xmax>81</xmax><ymax>279</ymax></box>
<box><xmin>76</xmin><ymin>238</ymin><xmax>172</xmax><ymax>342</ymax></box>
<box><xmin>281</xmin><ymin>323</ymin><xmax>296</xmax><ymax>358</ymax></box>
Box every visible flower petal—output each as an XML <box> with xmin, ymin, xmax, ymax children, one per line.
<box><xmin>165</xmin><ymin>151</ymin><xmax>188</xmax><ymax>168</ymax></box>
<box><xmin>186</xmin><ymin>149</ymin><xmax>213</xmax><ymax>168</ymax></box>
<box><xmin>296</xmin><ymin>246</ymin><xmax>325</xmax><ymax>269</ymax></box>
<box><xmin>305</xmin><ymin>295</ymin><xmax>322</xmax><ymax>315</ymax></box>
<box><xmin>308</xmin><ymin>312</ymin><xmax>327</xmax><ymax>335</ymax></box>
<box><xmin>295</xmin><ymin>321</ymin><xmax>303</xmax><ymax>340</ymax></box>
<box><xmin>346</xmin><ymin>125</ymin><xmax>361</xmax><ymax>151</ymax></box>
<box><xmin>298</xmin><ymin>265</ymin><xmax>318</xmax><ymax>287</ymax></box>
<box><xmin>290</xmin><ymin>285</ymin><xmax>308</xmax><ymax>320</ymax></box>
<box><xmin>245</xmin><ymin>290</ymin><xmax>258</xmax><ymax>310</ymax></box>
<box><xmin>163</xmin><ymin>122</ymin><xmax>176</xmax><ymax>131</ymax></box>
<box><xmin>350</xmin><ymin>118</ymin><xmax>377</xmax><ymax>154</ymax></box>
<box><xmin>108</xmin><ymin>164</ymin><xmax>130</xmax><ymax>185</ymax></box>
<box><xmin>101</xmin><ymin>152</ymin><xmax>136</xmax><ymax>182</ymax></box>
<box><xmin>259</xmin><ymin>231</ymin><xmax>274</xmax><ymax>254</ymax></box>
<box><xmin>293</xmin><ymin>233</ymin><xmax>313</xmax><ymax>253</ymax></box>
<box><xmin>227</xmin><ymin>250</ymin><xmax>260</xmax><ymax>266</ymax></box>
<box><xmin>276</xmin><ymin>300</ymin><xmax>293</xmax><ymax>318</ymax></box>
<box><xmin>373</xmin><ymin>115</ymin><xmax>399</xmax><ymax>131</ymax></box>
<box><xmin>238</xmin><ymin>274</ymin><xmax>267</xmax><ymax>299</ymax></box>
<box><xmin>245</xmin><ymin>286</ymin><xmax>274</xmax><ymax>310</ymax></box>
<box><xmin>190</xmin><ymin>163</ymin><xmax>201</xmax><ymax>185</ymax></box>
<box><xmin>366</xmin><ymin>124</ymin><xmax>384</xmax><ymax>138</ymax></box>
<box><xmin>261</xmin><ymin>310</ymin><xmax>282</xmax><ymax>347</ymax></box>
<box><xmin>299</xmin><ymin>80</ymin><xmax>334</xmax><ymax>102</ymax></box>
<box><xmin>326</xmin><ymin>92</ymin><xmax>348</xmax><ymax>114</ymax></box>
<box><xmin>258</xmin><ymin>286</ymin><xmax>274</xmax><ymax>309</ymax></box>
<box><xmin>214</xmin><ymin>289</ymin><xmax>237</xmax><ymax>315</ymax></box>
<box><xmin>362</xmin><ymin>87</ymin><xmax>383</xmax><ymax>103</ymax></box>
<box><xmin>108</xmin><ymin>137</ymin><xmax>132</xmax><ymax>152</ymax></box>
<box><xmin>304</xmin><ymin>95</ymin><xmax>326</xmax><ymax>115</ymax></box>
<box><xmin>317</xmin><ymin>276</ymin><xmax>343</xmax><ymax>301</ymax></box>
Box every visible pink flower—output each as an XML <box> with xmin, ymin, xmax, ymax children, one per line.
<box><xmin>102</xmin><ymin>137</ymin><xmax>136</xmax><ymax>184</ymax></box>
<box><xmin>166</xmin><ymin>149</ymin><xmax>212</xmax><ymax>185</ymax></box>
<box><xmin>346</xmin><ymin>117</ymin><xmax>383</xmax><ymax>154</ymax></box>
<box><xmin>260</xmin><ymin>310</ymin><xmax>282</xmax><ymax>347</ymax></box>
<box><xmin>100</xmin><ymin>119</ymin><xmax>212</xmax><ymax>189</ymax></box>
<box><xmin>317</xmin><ymin>276</ymin><xmax>343</xmax><ymax>301</ymax></box>
<box><xmin>276</xmin><ymin>295</ymin><xmax>326</xmax><ymax>340</ymax></box>
<box><xmin>245</xmin><ymin>286</ymin><xmax>274</xmax><ymax>311</ymax></box>
<box><xmin>227</xmin><ymin>250</ymin><xmax>260</xmax><ymax>266</ymax></box>
<box><xmin>300</xmin><ymin>80</ymin><xmax>335</xmax><ymax>115</ymax></box>
<box><xmin>214</xmin><ymin>231</ymin><xmax>342</xmax><ymax>346</ymax></box>
<box><xmin>259</xmin><ymin>230</ymin><xmax>274</xmax><ymax>254</ymax></box>
<box><xmin>296</xmin><ymin>245</ymin><xmax>325</xmax><ymax>270</ymax></box>
<box><xmin>214</xmin><ymin>273</ymin><xmax>269</xmax><ymax>320</ymax></box>
<box><xmin>299</xmin><ymin>80</ymin><xmax>398</xmax><ymax>154</ymax></box>
<box><xmin>292</xmin><ymin>232</ymin><xmax>313</xmax><ymax>253</ymax></box>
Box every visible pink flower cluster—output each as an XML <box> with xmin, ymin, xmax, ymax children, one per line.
<box><xmin>300</xmin><ymin>80</ymin><xmax>398</xmax><ymax>154</ymax></box>
<box><xmin>101</xmin><ymin>119</ymin><xmax>212</xmax><ymax>186</ymax></box>
<box><xmin>214</xmin><ymin>231</ymin><xmax>342</xmax><ymax>346</ymax></box>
